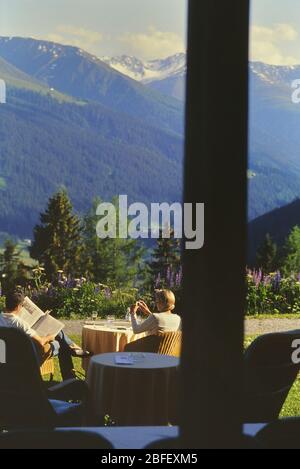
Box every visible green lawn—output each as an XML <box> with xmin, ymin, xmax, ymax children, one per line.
<box><xmin>44</xmin><ymin>334</ymin><xmax>300</xmax><ymax>418</ymax></box>
<box><xmin>246</xmin><ymin>314</ymin><xmax>300</xmax><ymax>319</ymax></box>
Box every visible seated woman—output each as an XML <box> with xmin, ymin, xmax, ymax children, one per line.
<box><xmin>130</xmin><ymin>289</ymin><xmax>181</xmax><ymax>335</ymax></box>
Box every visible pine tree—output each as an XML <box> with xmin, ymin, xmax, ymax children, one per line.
<box><xmin>30</xmin><ymin>189</ymin><xmax>83</xmax><ymax>279</ymax></box>
<box><xmin>281</xmin><ymin>226</ymin><xmax>300</xmax><ymax>275</ymax></box>
<box><xmin>0</xmin><ymin>239</ymin><xmax>30</xmax><ymax>294</ymax></box>
<box><xmin>256</xmin><ymin>233</ymin><xmax>277</xmax><ymax>272</ymax></box>
<box><xmin>82</xmin><ymin>198</ymin><xmax>145</xmax><ymax>287</ymax></box>
<box><xmin>149</xmin><ymin>228</ymin><xmax>181</xmax><ymax>287</ymax></box>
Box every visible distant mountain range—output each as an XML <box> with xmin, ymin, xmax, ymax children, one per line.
<box><xmin>0</xmin><ymin>37</ymin><xmax>184</xmax><ymax>238</ymax></box>
<box><xmin>248</xmin><ymin>62</ymin><xmax>300</xmax><ymax>220</ymax></box>
<box><xmin>0</xmin><ymin>37</ymin><xmax>184</xmax><ymax>135</ymax></box>
<box><xmin>102</xmin><ymin>53</ymin><xmax>300</xmax><ymax>222</ymax></box>
<box><xmin>1</xmin><ymin>37</ymin><xmax>300</xmax><ymax>241</ymax></box>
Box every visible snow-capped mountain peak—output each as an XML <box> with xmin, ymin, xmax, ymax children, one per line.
<box><xmin>250</xmin><ymin>61</ymin><xmax>300</xmax><ymax>86</ymax></box>
<box><xmin>100</xmin><ymin>53</ymin><xmax>187</xmax><ymax>84</ymax></box>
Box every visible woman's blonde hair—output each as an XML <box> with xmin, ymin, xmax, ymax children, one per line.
<box><xmin>155</xmin><ymin>289</ymin><xmax>176</xmax><ymax>312</ymax></box>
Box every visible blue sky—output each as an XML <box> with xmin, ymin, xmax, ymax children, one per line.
<box><xmin>1</xmin><ymin>1</ymin><xmax>300</xmax><ymax>63</ymax></box>
<box><xmin>0</xmin><ymin>0</ymin><xmax>187</xmax><ymax>59</ymax></box>
<box><xmin>251</xmin><ymin>0</ymin><xmax>300</xmax><ymax>64</ymax></box>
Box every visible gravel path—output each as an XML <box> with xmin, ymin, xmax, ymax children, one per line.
<box><xmin>63</xmin><ymin>318</ymin><xmax>300</xmax><ymax>337</ymax></box>
<box><xmin>245</xmin><ymin>318</ymin><xmax>300</xmax><ymax>335</ymax></box>
<box><xmin>63</xmin><ymin>320</ymin><xmax>85</xmax><ymax>336</ymax></box>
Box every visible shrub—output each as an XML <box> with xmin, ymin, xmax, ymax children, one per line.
<box><xmin>30</xmin><ymin>280</ymin><xmax>140</xmax><ymax>319</ymax></box>
<box><xmin>0</xmin><ymin>296</ymin><xmax>5</xmax><ymax>311</ymax></box>
<box><xmin>246</xmin><ymin>270</ymin><xmax>300</xmax><ymax>315</ymax></box>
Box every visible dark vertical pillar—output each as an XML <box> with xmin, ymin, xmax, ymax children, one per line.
<box><xmin>180</xmin><ymin>0</ymin><xmax>249</xmax><ymax>448</ymax></box>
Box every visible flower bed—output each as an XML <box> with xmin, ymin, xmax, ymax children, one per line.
<box><xmin>246</xmin><ymin>270</ymin><xmax>300</xmax><ymax>315</ymax></box>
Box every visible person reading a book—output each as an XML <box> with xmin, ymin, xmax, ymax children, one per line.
<box><xmin>130</xmin><ymin>289</ymin><xmax>181</xmax><ymax>335</ymax></box>
<box><xmin>0</xmin><ymin>290</ymin><xmax>91</xmax><ymax>380</ymax></box>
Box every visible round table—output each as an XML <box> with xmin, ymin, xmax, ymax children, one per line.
<box><xmin>87</xmin><ymin>352</ymin><xmax>179</xmax><ymax>426</ymax></box>
<box><xmin>82</xmin><ymin>324</ymin><xmax>145</xmax><ymax>372</ymax></box>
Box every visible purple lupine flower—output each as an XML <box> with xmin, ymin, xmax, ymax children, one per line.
<box><xmin>155</xmin><ymin>273</ymin><xmax>161</xmax><ymax>288</ymax></box>
<box><xmin>166</xmin><ymin>266</ymin><xmax>172</xmax><ymax>285</ymax></box>
<box><xmin>273</xmin><ymin>271</ymin><xmax>281</xmax><ymax>290</ymax></box>
<box><xmin>169</xmin><ymin>271</ymin><xmax>175</xmax><ymax>288</ymax></box>
<box><xmin>65</xmin><ymin>276</ymin><xmax>76</xmax><ymax>289</ymax></box>
<box><xmin>263</xmin><ymin>275</ymin><xmax>271</xmax><ymax>286</ymax></box>
<box><xmin>104</xmin><ymin>288</ymin><xmax>112</xmax><ymax>299</ymax></box>
<box><xmin>253</xmin><ymin>269</ymin><xmax>262</xmax><ymax>288</ymax></box>
<box><xmin>175</xmin><ymin>266</ymin><xmax>183</xmax><ymax>287</ymax></box>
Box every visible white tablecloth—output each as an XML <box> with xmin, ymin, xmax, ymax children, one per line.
<box><xmin>82</xmin><ymin>323</ymin><xmax>145</xmax><ymax>372</ymax></box>
<box><xmin>87</xmin><ymin>352</ymin><xmax>179</xmax><ymax>426</ymax></box>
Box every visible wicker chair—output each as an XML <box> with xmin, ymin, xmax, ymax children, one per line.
<box><xmin>40</xmin><ymin>357</ymin><xmax>55</xmax><ymax>381</ymax></box>
<box><xmin>124</xmin><ymin>331</ymin><xmax>182</xmax><ymax>357</ymax></box>
<box><xmin>159</xmin><ymin>331</ymin><xmax>182</xmax><ymax>357</ymax></box>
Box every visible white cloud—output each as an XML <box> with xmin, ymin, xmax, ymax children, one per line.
<box><xmin>119</xmin><ymin>26</ymin><xmax>185</xmax><ymax>60</ymax></box>
<box><xmin>47</xmin><ymin>25</ymin><xmax>103</xmax><ymax>53</ymax></box>
<box><xmin>46</xmin><ymin>33</ymin><xmax>65</xmax><ymax>44</ymax></box>
<box><xmin>251</xmin><ymin>23</ymin><xmax>299</xmax><ymax>65</ymax></box>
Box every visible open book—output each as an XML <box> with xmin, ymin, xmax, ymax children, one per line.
<box><xmin>20</xmin><ymin>297</ymin><xmax>64</xmax><ymax>337</ymax></box>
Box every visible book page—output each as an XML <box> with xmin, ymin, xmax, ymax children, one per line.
<box><xmin>33</xmin><ymin>314</ymin><xmax>64</xmax><ymax>337</ymax></box>
<box><xmin>19</xmin><ymin>297</ymin><xmax>44</xmax><ymax>328</ymax></box>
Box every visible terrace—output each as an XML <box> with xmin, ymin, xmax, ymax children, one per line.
<box><xmin>1</xmin><ymin>0</ymin><xmax>300</xmax><ymax>451</ymax></box>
